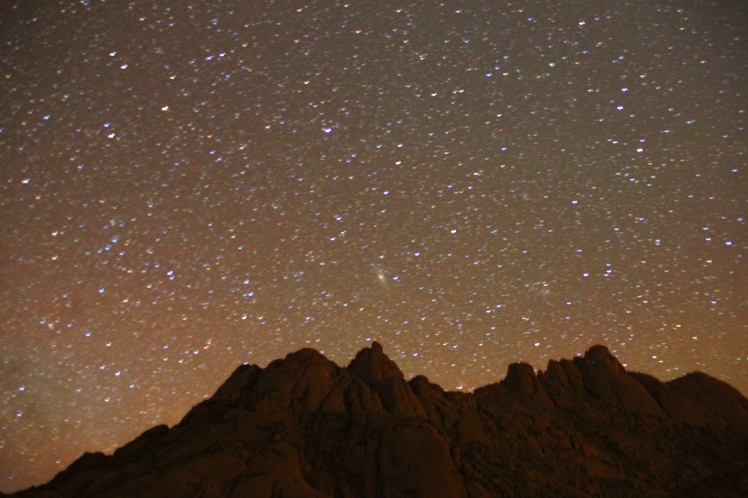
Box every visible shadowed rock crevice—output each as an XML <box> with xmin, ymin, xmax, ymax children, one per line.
<box><xmin>6</xmin><ymin>344</ymin><xmax>748</xmax><ymax>498</ymax></box>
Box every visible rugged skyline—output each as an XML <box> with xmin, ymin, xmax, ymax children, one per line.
<box><xmin>5</xmin><ymin>343</ymin><xmax>748</xmax><ymax>497</ymax></box>
<box><xmin>1</xmin><ymin>0</ymin><xmax>746</xmax><ymax>492</ymax></box>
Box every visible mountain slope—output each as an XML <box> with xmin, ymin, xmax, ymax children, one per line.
<box><xmin>6</xmin><ymin>343</ymin><xmax>748</xmax><ymax>497</ymax></box>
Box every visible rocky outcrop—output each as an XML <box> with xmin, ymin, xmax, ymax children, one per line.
<box><xmin>6</xmin><ymin>343</ymin><xmax>748</xmax><ymax>497</ymax></box>
<box><xmin>573</xmin><ymin>345</ymin><xmax>665</xmax><ymax>416</ymax></box>
<box><xmin>503</xmin><ymin>362</ymin><xmax>554</xmax><ymax>409</ymax></box>
<box><xmin>348</xmin><ymin>341</ymin><xmax>404</xmax><ymax>386</ymax></box>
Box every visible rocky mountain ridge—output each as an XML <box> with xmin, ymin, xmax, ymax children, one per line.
<box><xmin>6</xmin><ymin>343</ymin><xmax>748</xmax><ymax>497</ymax></box>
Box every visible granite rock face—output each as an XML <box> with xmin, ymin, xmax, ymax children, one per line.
<box><xmin>6</xmin><ymin>343</ymin><xmax>748</xmax><ymax>497</ymax></box>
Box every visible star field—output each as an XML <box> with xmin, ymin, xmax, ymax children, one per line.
<box><xmin>1</xmin><ymin>0</ymin><xmax>746</xmax><ymax>492</ymax></box>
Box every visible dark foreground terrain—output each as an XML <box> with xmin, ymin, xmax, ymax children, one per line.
<box><xmin>5</xmin><ymin>343</ymin><xmax>748</xmax><ymax>497</ymax></box>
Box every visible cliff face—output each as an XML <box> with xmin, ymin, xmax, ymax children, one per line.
<box><xmin>7</xmin><ymin>343</ymin><xmax>748</xmax><ymax>497</ymax></box>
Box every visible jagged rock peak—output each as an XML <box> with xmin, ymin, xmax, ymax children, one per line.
<box><xmin>210</xmin><ymin>363</ymin><xmax>262</xmax><ymax>403</ymax></box>
<box><xmin>582</xmin><ymin>345</ymin><xmax>626</xmax><ymax>374</ymax></box>
<box><xmin>347</xmin><ymin>340</ymin><xmax>404</xmax><ymax>386</ymax></box>
<box><xmin>503</xmin><ymin>362</ymin><xmax>537</xmax><ymax>394</ymax></box>
<box><xmin>502</xmin><ymin>362</ymin><xmax>555</xmax><ymax>409</ymax></box>
<box><xmin>573</xmin><ymin>344</ymin><xmax>664</xmax><ymax>416</ymax></box>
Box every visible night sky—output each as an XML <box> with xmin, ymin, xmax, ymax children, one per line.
<box><xmin>1</xmin><ymin>0</ymin><xmax>746</xmax><ymax>492</ymax></box>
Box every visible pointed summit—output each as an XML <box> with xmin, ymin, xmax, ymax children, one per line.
<box><xmin>347</xmin><ymin>341</ymin><xmax>404</xmax><ymax>386</ymax></box>
<box><xmin>573</xmin><ymin>345</ymin><xmax>664</xmax><ymax>416</ymax></box>
<box><xmin>582</xmin><ymin>345</ymin><xmax>626</xmax><ymax>375</ymax></box>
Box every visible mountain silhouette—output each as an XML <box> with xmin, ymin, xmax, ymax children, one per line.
<box><xmin>6</xmin><ymin>342</ymin><xmax>748</xmax><ymax>497</ymax></box>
